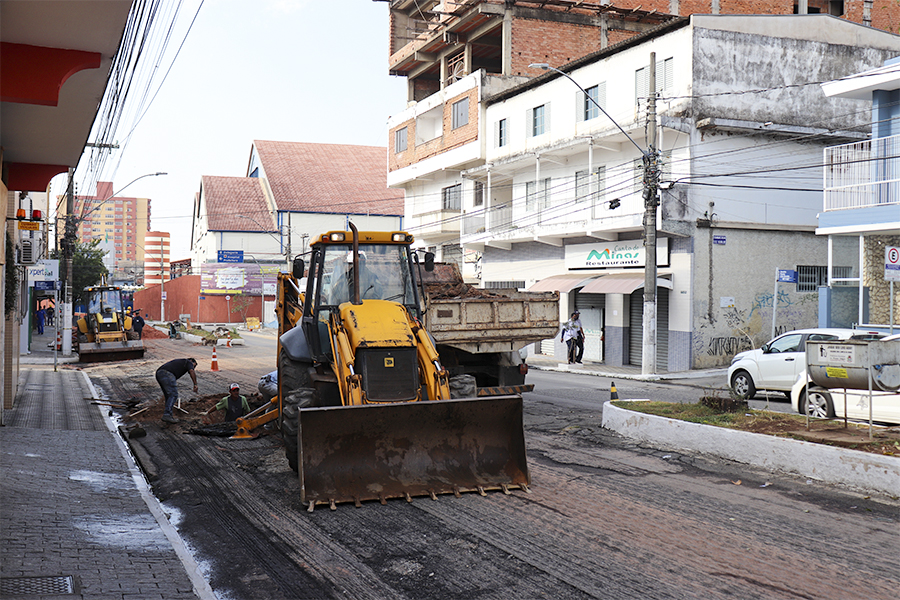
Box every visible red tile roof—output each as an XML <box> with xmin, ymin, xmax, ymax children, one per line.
<box><xmin>253</xmin><ymin>140</ymin><xmax>404</xmax><ymax>215</ymax></box>
<box><xmin>202</xmin><ymin>176</ymin><xmax>275</xmax><ymax>232</ymax></box>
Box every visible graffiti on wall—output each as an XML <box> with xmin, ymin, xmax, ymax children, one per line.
<box><xmin>693</xmin><ymin>290</ymin><xmax>819</xmax><ymax>367</ymax></box>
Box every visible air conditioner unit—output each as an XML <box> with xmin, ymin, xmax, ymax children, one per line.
<box><xmin>19</xmin><ymin>239</ymin><xmax>36</xmax><ymax>265</ymax></box>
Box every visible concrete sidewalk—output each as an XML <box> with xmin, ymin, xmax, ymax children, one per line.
<box><xmin>526</xmin><ymin>354</ymin><xmax>728</xmax><ymax>384</ymax></box>
<box><xmin>0</xmin><ymin>364</ymin><xmax>214</xmax><ymax>599</ymax></box>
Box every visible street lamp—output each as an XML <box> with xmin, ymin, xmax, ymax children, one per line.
<box><xmin>529</xmin><ymin>61</ymin><xmax>661</xmax><ymax>375</ymax></box>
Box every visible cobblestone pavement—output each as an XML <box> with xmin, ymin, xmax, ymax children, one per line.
<box><xmin>0</xmin><ymin>366</ymin><xmax>207</xmax><ymax>600</ymax></box>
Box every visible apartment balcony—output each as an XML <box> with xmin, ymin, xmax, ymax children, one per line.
<box><xmin>821</xmin><ymin>134</ymin><xmax>900</xmax><ymax>235</ymax></box>
<box><xmin>409</xmin><ymin>208</ymin><xmax>461</xmax><ymax>243</ymax></box>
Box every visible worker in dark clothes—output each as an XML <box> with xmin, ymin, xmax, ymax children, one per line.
<box><xmin>156</xmin><ymin>357</ymin><xmax>198</xmax><ymax>424</ymax></box>
<box><xmin>206</xmin><ymin>383</ymin><xmax>250</xmax><ymax>422</ymax></box>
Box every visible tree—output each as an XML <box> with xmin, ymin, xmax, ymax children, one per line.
<box><xmin>51</xmin><ymin>239</ymin><xmax>109</xmax><ymax>306</ymax></box>
<box><xmin>229</xmin><ymin>294</ymin><xmax>254</xmax><ymax>323</ymax></box>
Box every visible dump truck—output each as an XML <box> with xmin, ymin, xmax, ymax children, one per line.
<box><xmin>260</xmin><ymin>225</ymin><xmax>530</xmax><ymax>511</ymax></box>
<box><xmin>75</xmin><ymin>285</ymin><xmax>145</xmax><ymax>362</ymax></box>
<box><xmin>421</xmin><ymin>262</ymin><xmax>559</xmax><ymax>392</ymax></box>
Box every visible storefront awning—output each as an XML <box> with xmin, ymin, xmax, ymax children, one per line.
<box><xmin>579</xmin><ymin>273</ymin><xmax>673</xmax><ymax>295</ymax></box>
<box><xmin>528</xmin><ymin>274</ymin><xmax>597</xmax><ymax>293</ymax></box>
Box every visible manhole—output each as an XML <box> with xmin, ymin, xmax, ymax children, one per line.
<box><xmin>0</xmin><ymin>575</ymin><xmax>75</xmax><ymax>595</ymax></box>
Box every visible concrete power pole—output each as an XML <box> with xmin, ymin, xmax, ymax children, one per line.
<box><xmin>641</xmin><ymin>52</ymin><xmax>660</xmax><ymax>375</ymax></box>
<box><xmin>61</xmin><ymin>168</ymin><xmax>76</xmax><ymax>356</ymax></box>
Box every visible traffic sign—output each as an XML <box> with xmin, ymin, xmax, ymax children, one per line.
<box><xmin>777</xmin><ymin>269</ymin><xmax>797</xmax><ymax>283</ymax></box>
<box><xmin>886</xmin><ymin>246</ymin><xmax>900</xmax><ymax>282</ymax></box>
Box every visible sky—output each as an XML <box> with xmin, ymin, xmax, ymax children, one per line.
<box><xmin>50</xmin><ymin>0</ymin><xmax>407</xmax><ymax>260</ymax></box>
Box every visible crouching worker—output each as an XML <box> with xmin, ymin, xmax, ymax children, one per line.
<box><xmin>206</xmin><ymin>383</ymin><xmax>251</xmax><ymax>422</ymax></box>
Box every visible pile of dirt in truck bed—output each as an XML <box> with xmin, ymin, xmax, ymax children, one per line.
<box><xmin>425</xmin><ymin>282</ymin><xmax>506</xmax><ymax>300</ymax></box>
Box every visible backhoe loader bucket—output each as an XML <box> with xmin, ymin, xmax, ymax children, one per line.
<box><xmin>78</xmin><ymin>341</ymin><xmax>145</xmax><ymax>363</ymax></box>
<box><xmin>298</xmin><ymin>395</ymin><xmax>529</xmax><ymax>509</ymax></box>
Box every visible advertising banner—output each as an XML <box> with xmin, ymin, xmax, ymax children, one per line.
<box><xmin>200</xmin><ymin>262</ymin><xmax>280</xmax><ymax>296</ymax></box>
<box><xmin>565</xmin><ymin>238</ymin><xmax>668</xmax><ymax>269</ymax></box>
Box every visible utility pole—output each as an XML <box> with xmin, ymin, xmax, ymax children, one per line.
<box><xmin>641</xmin><ymin>52</ymin><xmax>660</xmax><ymax>376</ymax></box>
<box><xmin>61</xmin><ymin>168</ymin><xmax>76</xmax><ymax>356</ymax></box>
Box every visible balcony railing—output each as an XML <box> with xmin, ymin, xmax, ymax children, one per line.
<box><xmin>825</xmin><ymin>134</ymin><xmax>900</xmax><ymax>210</ymax></box>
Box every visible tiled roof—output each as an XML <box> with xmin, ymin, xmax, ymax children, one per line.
<box><xmin>253</xmin><ymin>140</ymin><xmax>404</xmax><ymax>215</ymax></box>
<box><xmin>202</xmin><ymin>176</ymin><xmax>275</xmax><ymax>232</ymax></box>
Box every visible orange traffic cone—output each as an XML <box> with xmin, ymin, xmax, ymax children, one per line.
<box><xmin>226</xmin><ymin>331</ymin><xmax>232</xmax><ymax>348</ymax></box>
<box><xmin>211</xmin><ymin>347</ymin><xmax>220</xmax><ymax>371</ymax></box>
<box><xmin>55</xmin><ymin>330</ymin><xmax>62</xmax><ymax>351</ymax></box>
<box><xmin>610</xmin><ymin>381</ymin><xmax>618</xmax><ymax>400</ymax></box>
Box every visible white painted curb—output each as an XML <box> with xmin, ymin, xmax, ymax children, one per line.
<box><xmin>602</xmin><ymin>401</ymin><xmax>900</xmax><ymax>497</ymax></box>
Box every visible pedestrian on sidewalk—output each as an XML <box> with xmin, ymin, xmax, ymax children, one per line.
<box><xmin>206</xmin><ymin>383</ymin><xmax>250</xmax><ymax>422</ymax></box>
<box><xmin>560</xmin><ymin>311</ymin><xmax>584</xmax><ymax>364</ymax></box>
<box><xmin>35</xmin><ymin>307</ymin><xmax>46</xmax><ymax>335</ymax></box>
<box><xmin>155</xmin><ymin>357</ymin><xmax>198</xmax><ymax>424</ymax></box>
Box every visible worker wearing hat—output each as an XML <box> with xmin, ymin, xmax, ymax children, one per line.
<box><xmin>207</xmin><ymin>383</ymin><xmax>251</xmax><ymax>422</ymax></box>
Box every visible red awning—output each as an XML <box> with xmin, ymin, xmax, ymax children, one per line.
<box><xmin>528</xmin><ymin>274</ymin><xmax>597</xmax><ymax>293</ymax></box>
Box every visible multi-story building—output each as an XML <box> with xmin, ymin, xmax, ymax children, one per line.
<box><xmin>143</xmin><ymin>231</ymin><xmax>170</xmax><ymax>288</ymax></box>
<box><xmin>387</xmin><ymin>13</ymin><xmax>900</xmax><ymax>371</ymax></box>
<box><xmin>69</xmin><ymin>181</ymin><xmax>151</xmax><ymax>267</ymax></box>
<box><xmin>820</xmin><ymin>58</ymin><xmax>900</xmax><ymax>329</ymax></box>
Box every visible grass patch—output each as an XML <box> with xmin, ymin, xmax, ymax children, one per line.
<box><xmin>611</xmin><ymin>400</ymin><xmax>810</xmax><ymax>431</ymax></box>
<box><xmin>182</xmin><ymin>327</ymin><xmax>242</xmax><ymax>341</ymax></box>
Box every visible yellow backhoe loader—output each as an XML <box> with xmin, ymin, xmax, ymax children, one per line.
<box><xmin>75</xmin><ymin>286</ymin><xmax>145</xmax><ymax>362</ymax></box>
<box><xmin>240</xmin><ymin>224</ymin><xmax>529</xmax><ymax>511</ymax></box>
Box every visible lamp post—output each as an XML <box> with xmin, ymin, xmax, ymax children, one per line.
<box><xmin>61</xmin><ymin>171</ymin><xmax>167</xmax><ymax>355</ymax></box>
<box><xmin>529</xmin><ymin>60</ymin><xmax>660</xmax><ymax>375</ymax></box>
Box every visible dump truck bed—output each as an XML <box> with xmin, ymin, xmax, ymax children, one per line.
<box><xmin>422</xmin><ymin>263</ymin><xmax>559</xmax><ymax>354</ymax></box>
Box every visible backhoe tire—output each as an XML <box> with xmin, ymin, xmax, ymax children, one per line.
<box><xmin>281</xmin><ymin>388</ymin><xmax>317</xmax><ymax>473</ymax></box>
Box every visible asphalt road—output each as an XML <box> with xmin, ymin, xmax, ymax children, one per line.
<box><xmin>91</xmin><ymin>335</ymin><xmax>898</xmax><ymax>600</ymax></box>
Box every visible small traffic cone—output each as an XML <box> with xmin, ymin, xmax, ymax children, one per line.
<box><xmin>610</xmin><ymin>381</ymin><xmax>618</xmax><ymax>400</ymax></box>
<box><xmin>226</xmin><ymin>331</ymin><xmax>232</xmax><ymax>348</ymax></box>
<box><xmin>55</xmin><ymin>330</ymin><xmax>62</xmax><ymax>351</ymax></box>
<box><xmin>211</xmin><ymin>347</ymin><xmax>220</xmax><ymax>371</ymax></box>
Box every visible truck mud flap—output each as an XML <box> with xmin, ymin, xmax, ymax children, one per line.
<box><xmin>298</xmin><ymin>396</ymin><xmax>529</xmax><ymax>510</ymax></box>
<box><xmin>78</xmin><ymin>341</ymin><xmax>145</xmax><ymax>363</ymax></box>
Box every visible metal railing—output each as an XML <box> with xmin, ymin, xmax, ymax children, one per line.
<box><xmin>825</xmin><ymin>134</ymin><xmax>900</xmax><ymax>211</ymax></box>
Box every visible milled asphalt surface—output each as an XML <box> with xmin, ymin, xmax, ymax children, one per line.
<box><xmin>3</xmin><ymin>326</ymin><xmax>894</xmax><ymax>598</ymax></box>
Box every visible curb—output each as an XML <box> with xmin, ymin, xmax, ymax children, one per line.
<box><xmin>601</xmin><ymin>401</ymin><xmax>900</xmax><ymax>497</ymax></box>
<box><xmin>528</xmin><ymin>361</ymin><xmax>728</xmax><ymax>383</ymax></box>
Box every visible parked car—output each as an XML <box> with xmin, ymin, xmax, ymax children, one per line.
<box><xmin>789</xmin><ymin>333</ymin><xmax>900</xmax><ymax>425</ymax></box>
<box><xmin>727</xmin><ymin>328</ymin><xmax>884</xmax><ymax>400</ymax></box>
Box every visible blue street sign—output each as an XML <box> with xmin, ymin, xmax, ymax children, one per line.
<box><xmin>712</xmin><ymin>235</ymin><xmax>726</xmax><ymax>245</ymax></box>
<box><xmin>217</xmin><ymin>250</ymin><xmax>244</xmax><ymax>263</ymax></box>
<box><xmin>777</xmin><ymin>269</ymin><xmax>798</xmax><ymax>283</ymax></box>
<box><xmin>199</xmin><ymin>296</ymin><xmax>206</xmax><ymax>300</ymax></box>
<box><xmin>33</xmin><ymin>280</ymin><xmax>57</xmax><ymax>291</ymax></box>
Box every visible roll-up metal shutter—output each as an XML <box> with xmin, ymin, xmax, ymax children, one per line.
<box><xmin>575</xmin><ymin>293</ymin><xmax>605</xmax><ymax>362</ymax></box>
<box><xmin>628</xmin><ymin>288</ymin><xmax>669</xmax><ymax>370</ymax></box>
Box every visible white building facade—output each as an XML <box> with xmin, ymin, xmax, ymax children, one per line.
<box><xmin>388</xmin><ymin>15</ymin><xmax>900</xmax><ymax>371</ymax></box>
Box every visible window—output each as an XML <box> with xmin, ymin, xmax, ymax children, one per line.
<box><xmin>473</xmin><ymin>181</ymin><xmax>484</xmax><ymax>207</ymax></box>
<box><xmin>531</xmin><ymin>104</ymin><xmax>546</xmax><ymax>137</ymax></box>
<box><xmin>575</xmin><ymin>167</ymin><xmax>605</xmax><ymax>203</ymax></box>
<box><xmin>451</xmin><ymin>97</ymin><xmax>469</xmax><ymax>129</ymax></box>
<box><xmin>635</xmin><ymin>57</ymin><xmax>674</xmax><ymax>105</ymax></box>
<box><xmin>580</xmin><ymin>83</ymin><xmax>606</xmax><ymax>121</ymax></box>
<box><xmin>495</xmin><ymin>119</ymin><xmax>507</xmax><ymax>147</ymax></box>
<box><xmin>526</xmin><ymin>178</ymin><xmax>551</xmax><ymax>212</ymax></box>
<box><xmin>416</xmin><ymin>106</ymin><xmax>442</xmax><ymax>144</ymax></box>
<box><xmin>797</xmin><ymin>265</ymin><xmax>853</xmax><ymax>291</ymax></box>
<box><xmin>442</xmin><ymin>184</ymin><xmax>462</xmax><ymax>210</ymax></box>
<box><xmin>395</xmin><ymin>126</ymin><xmax>408</xmax><ymax>153</ymax></box>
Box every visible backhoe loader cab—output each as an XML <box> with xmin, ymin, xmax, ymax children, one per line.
<box><xmin>276</xmin><ymin>226</ymin><xmax>529</xmax><ymax>510</ymax></box>
<box><xmin>76</xmin><ymin>286</ymin><xmax>144</xmax><ymax>362</ymax></box>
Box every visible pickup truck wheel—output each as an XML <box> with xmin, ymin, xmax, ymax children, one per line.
<box><xmin>801</xmin><ymin>389</ymin><xmax>834</xmax><ymax>419</ymax></box>
<box><xmin>730</xmin><ymin>370</ymin><xmax>756</xmax><ymax>400</ymax></box>
<box><xmin>281</xmin><ymin>387</ymin><xmax>317</xmax><ymax>472</ymax></box>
